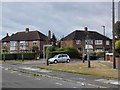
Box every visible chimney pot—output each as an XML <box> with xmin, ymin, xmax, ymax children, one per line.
<box><xmin>26</xmin><ymin>28</ymin><xmax>29</xmax><ymax>32</ymax></box>
<box><xmin>6</xmin><ymin>33</ymin><xmax>9</xmax><ymax>36</ymax></box>
<box><xmin>85</xmin><ymin>27</ymin><xmax>88</xmax><ymax>31</ymax></box>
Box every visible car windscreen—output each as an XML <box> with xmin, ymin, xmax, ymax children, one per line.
<box><xmin>53</xmin><ymin>55</ymin><xmax>58</xmax><ymax>58</ymax></box>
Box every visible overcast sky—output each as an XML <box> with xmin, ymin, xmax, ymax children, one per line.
<box><xmin>0</xmin><ymin>1</ymin><xmax>120</xmax><ymax>39</ymax></box>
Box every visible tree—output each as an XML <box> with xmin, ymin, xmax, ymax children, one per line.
<box><xmin>32</xmin><ymin>45</ymin><xmax>39</xmax><ymax>53</ymax></box>
<box><xmin>51</xmin><ymin>33</ymin><xmax>57</xmax><ymax>47</ymax></box>
<box><xmin>115</xmin><ymin>40</ymin><xmax>120</xmax><ymax>56</ymax></box>
<box><xmin>115</xmin><ymin>21</ymin><xmax>120</xmax><ymax>39</ymax></box>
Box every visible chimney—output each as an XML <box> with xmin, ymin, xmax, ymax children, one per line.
<box><xmin>6</xmin><ymin>33</ymin><xmax>9</xmax><ymax>36</ymax></box>
<box><xmin>48</xmin><ymin>30</ymin><xmax>51</xmax><ymax>44</ymax></box>
<box><xmin>26</xmin><ymin>28</ymin><xmax>29</xmax><ymax>33</ymax></box>
<box><xmin>84</xmin><ymin>27</ymin><xmax>88</xmax><ymax>31</ymax></box>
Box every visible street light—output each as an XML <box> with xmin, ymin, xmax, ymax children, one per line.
<box><xmin>101</xmin><ymin>26</ymin><xmax>106</xmax><ymax>61</ymax></box>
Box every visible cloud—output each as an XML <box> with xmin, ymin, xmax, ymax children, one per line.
<box><xmin>1</xmin><ymin>2</ymin><xmax>118</xmax><ymax>39</ymax></box>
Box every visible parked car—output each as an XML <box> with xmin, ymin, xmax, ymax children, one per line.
<box><xmin>48</xmin><ymin>54</ymin><xmax>70</xmax><ymax>64</ymax></box>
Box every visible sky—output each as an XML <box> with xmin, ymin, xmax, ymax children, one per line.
<box><xmin>0</xmin><ymin>1</ymin><xmax>120</xmax><ymax>40</ymax></box>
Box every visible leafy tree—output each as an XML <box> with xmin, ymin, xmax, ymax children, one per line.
<box><xmin>32</xmin><ymin>45</ymin><xmax>38</xmax><ymax>52</ymax></box>
<box><xmin>115</xmin><ymin>40</ymin><xmax>120</xmax><ymax>56</ymax></box>
<box><xmin>51</xmin><ymin>33</ymin><xmax>57</xmax><ymax>47</ymax></box>
<box><xmin>46</xmin><ymin>46</ymin><xmax>56</xmax><ymax>52</ymax></box>
<box><xmin>115</xmin><ymin>21</ymin><xmax>120</xmax><ymax>39</ymax></box>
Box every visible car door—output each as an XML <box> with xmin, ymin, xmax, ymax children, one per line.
<box><xmin>57</xmin><ymin>55</ymin><xmax>63</xmax><ymax>62</ymax></box>
<box><xmin>62</xmin><ymin>54</ymin><xmax>67</xmax><ymax>62</ymax></box>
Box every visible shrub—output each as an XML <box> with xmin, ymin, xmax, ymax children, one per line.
<box><xmin>47</xmin><ymin>47</ymin><xmax>81</xmax><ymax>59</ymax></box>
<box><xmin>96</xmin><ymin>52</ymin><xmax>104</xmax><ymax>58</ymax></box>
<box><xmin>1</xmin><ymin>52</ymin><xmax>36</xmax><ymax>60</ymax></box>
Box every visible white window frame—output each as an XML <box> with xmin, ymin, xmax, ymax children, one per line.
<box><xmin>106</xmin><ymin>40</ymin><xmax>110</xmax><ymax>45</ymax></box>
<box><xmin>20</xmin><ymin>41</ymin><xmax>28</xmax><ymax>50</ymax></box>
<box><xmin>85</xmin><ymin>40</ymin><xmax>93</xmax><ymax>44</ymax></box>
<box><xmin>76</xmin><ymin>40</ymin><xmax>81</xmax><ymax>45</ymax></box>
<box><xmin>10</xmin><ymin>41</ymin><xmax>18</xmax><ymax>52</ymax></box>
<box><xmin>95</xmin><ymin>40</ymin><xmax>103</xmax><ymax>45</ymax></box>
<box><xmin>3</xmin><ymin>42</ymin><xmax>7</xmax><ymax>47</ymax></box>
<box><xmin>33</xmin><ymin>41</ymin><xmax>38</xmax><ymax>45</ymax></box>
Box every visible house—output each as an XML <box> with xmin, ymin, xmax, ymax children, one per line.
<box><xmin>1</xmin><ymin>28</ymin><xmax>48</xmax><ymax>57</ymax></box>
<box><xmin>61</xmin><ymin>27</ymin><xmax>112</xmax><ymax>56</ymax></box>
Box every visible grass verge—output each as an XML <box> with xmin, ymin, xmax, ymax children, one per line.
<box><xmin>34</xmin><ymin>61</ymin><xmax>119</xmax><ymax>79</ymax></box>
<box><xmin>0</xmin><ymin>60</ymin><xmax>31</xmax><ymax>64</ymax></box>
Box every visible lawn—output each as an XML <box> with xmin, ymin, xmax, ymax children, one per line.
<box><xmin>34</xmin><ymin>61</ymin><xmax>119</xmax><ymax>79</ymax></box>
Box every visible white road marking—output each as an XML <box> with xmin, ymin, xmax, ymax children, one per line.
<box><xmin>95</xmin><ymin>79</ymin><xmax>120</xmax><ymax>85</ymax></box>
<box><xmin>19</xmin><ymin>67</ymin><xmax>52</xmax><ymax>73</ymax></box>
<box><xmin>18</xmin><ymin>74</ymin><xmax>22</xmax><ymax>75</ymax></box>
<box><xmin>36</xmin><ymin>78</ymin><xmax>41</xmax><ymax>80</ymax></box>
<box><xmin>0</xmin><ymin>66</ymin><xmax>3</xmax><ymax>68</ymax></box>
<box><xmin>56</xmin><ymin>82</ymin><xmax>62</xmax><ymax>86</ymax></box>
<box><xmin>10</xmin><ymin>71</ymin><xmax>17</xmax><ymax>73</ymax></box>
<box><xmin>73</xmin><ymin>87</ymin><xmax>77</xmax><ymax>88</ymax></box>
<box><xmin>81</xmin><ymin>83</ymin><xmax>85</xmax><ymax>86</ymax></box>
<box><xmin>87</xmin><ymin>83</ymin><xmax>107</xmax><ymax>88</ymax></box>
<box><xmin>79</xmin><ymin>78</ymin><xmax>86</xmax><ymax>80</ymax></box>
<box><xmin>5</xmin><ymin>68</ymin><xmax>9</xmax><ymax>70</ymax></box>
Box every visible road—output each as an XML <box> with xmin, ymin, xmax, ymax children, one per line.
<box><xmin>0</xmin><ymin>61</ymin><xmax>119</xmax><ymax>89</ymax></box>
<box><xmin>1</xmin><ymin>65</ymin><xmax>95</xmax><ymax>88</ymax></box>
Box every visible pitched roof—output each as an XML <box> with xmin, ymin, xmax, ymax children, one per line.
<box><xmin>62</xmin><ymin>30</ymin><xmax>112</xmax><ymax>41</ymax></box>
<box><xmin>1</xmin><ymin>35</ymin><xmax>10</xmax><ymax>42</ymax></box>
<box><xmin>10</xmin><ymin>31</ymin><xmax>48</xmax><ymax>41</ymax></box>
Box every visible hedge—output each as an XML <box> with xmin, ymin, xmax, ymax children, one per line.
<box><xmin>0</xmin><ymin>52</ymin><xmax>36</xmax><ymax>60</ymax></box>
<box><xmin>47</xmin><ymin>51</ymin><xmax>82</xmax><ymax>59</ymax></box>
<box><xmin>46</xmin><ymin>47</ymin><xmax>82</xmax><ymax>59</ymax></box>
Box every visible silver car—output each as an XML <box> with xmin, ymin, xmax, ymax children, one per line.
<box><xmin>48</xmin><ymin>54</ymin><xmax>70</xmax><ymax>64</ymax></box>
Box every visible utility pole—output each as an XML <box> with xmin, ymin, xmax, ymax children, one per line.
<box><xmin>85</xmin><ymin>27</ymin><xmax>90</xmax><ymax>68</ymax></box>
<box><xmin>101</xmin><ymin>26</ymin><xmax>106</xmax><ymax>61</ymax></box>
<box><xmin>112</xmin><ymin>0</ymin><xmax>116</xmax><ymax>69</ymax></box>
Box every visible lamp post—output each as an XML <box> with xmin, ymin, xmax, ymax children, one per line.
<box><xmin>112</xmin><ymin>0</ymin><xmax>116</xmax><ymax>69</ymax></box>
<box><xmin>101</xmin><ymin>26</ymin><xmax>106</xmax><ymax>61</ymax></box>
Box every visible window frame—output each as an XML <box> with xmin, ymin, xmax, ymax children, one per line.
<box><xmin>95</xmin><ymin>40</ymin><xmax>103</xmax><ymax>45</ymax></box>
<box><xmin>76</xmin><ymin>40</ymin><xmax>81</xmax><ymax>45</ymax></box>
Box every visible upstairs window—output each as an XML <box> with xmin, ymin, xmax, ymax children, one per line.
<box><xmin>10</xmin><ymin>41</ymin><xmax>18</xmax><ymax>47</ymax></box>
<box><xmin>95</xmin><ymin>40</ymin><xmax>103</xmax><ymax>45</ymax></box>
<box><xmin>3</xmin><ymin>42</ymin><xmax>7</xmax><ymax>47</ymax></box>
<box><xmin>106</xmin><ymin>41</ymin><xmax>110</xmax><ymax>45</ymax></box>
<box><xmin>76</xmin><ymin>40</ymin><xmax>81</xmax><ymax>45</ymax></box>
<box><xmin>85</xmin><ymin>40</ymin><xmax>93</xmax><ymax>44</ymax></box>
<box><xmin>33</xmin><ymin>41</ymin><xmax>38</xmax><ymax>45</ymax></box>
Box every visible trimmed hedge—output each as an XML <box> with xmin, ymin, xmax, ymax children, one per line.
<box><xmin>47</xmin><ymin>51</ymin><xmax>81</xmax><ymax>59</ymax></box>
<box><xmin>1</xmin><ymin>52</ymin><xmax>36</xmax><ymax>60</ymax></box>
<box><xmin>96</xmin><ymin>52</ymin><xmax>104</xmax><ymax>58</ymax></box>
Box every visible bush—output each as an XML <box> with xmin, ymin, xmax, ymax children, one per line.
<box><xmin>96</xmin><ymin>52</ymin><xmax>104</xmax><ymax>58</ymax></box>
<box><xmin>47</xmin><ymin>47</ymin><xmax>81</xmax><ymax>59</ymax></box>
<box><xmin>1</xmin><ymin>52</ymin><xmax>36</xmax><ymax>60</ymax></box>
<box><xmin>115</xmin><ymin>50</ymin><xmax>120</xmax><ymax>57</ymax></box>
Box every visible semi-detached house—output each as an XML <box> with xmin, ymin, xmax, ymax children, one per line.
<box><xmin>1</xmin><ymin>28</ymin><xmax>48</xmax><ymax>57</ymax></box>
<box><xmin>61</xmin><ymin>27</ymin><xmax>112</xmax><ymax>56</ymax></box>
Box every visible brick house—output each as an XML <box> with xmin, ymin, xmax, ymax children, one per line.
<box><xmin>1</xmin><ymin>28</ymin><xmax>48</xmax><ymax>57</ymax></box>
<box><xmin>61</xmin><ymin>27</ymin><xmax>112</xmax><ymax>56</ymax></box>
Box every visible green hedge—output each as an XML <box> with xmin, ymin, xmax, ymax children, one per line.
<box><xmin>1</xmin><ymin>52</ymin><xmax>36</xmax><ymax>60</ymax></box>
<box><xmin>96</xmin><ymin>52</ymin><xmax>104</xmax><ymax>58</ymax></box>
<box><xmin>47</xmin><ymin>51</ymin><xmax>81</xmax><ymax>59</ymax></box>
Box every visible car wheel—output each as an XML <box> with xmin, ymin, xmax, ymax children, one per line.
<box><xmin>66</xmin><ymin>59</ymin><xmax>70</xmax><ymax>63</ymax></box>
<box><xmin>54</xmin><ymin>60</ymin><xmax>58</xmax><ymax>64</ymax></box>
